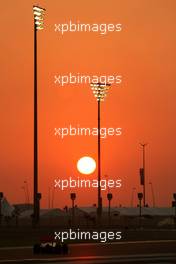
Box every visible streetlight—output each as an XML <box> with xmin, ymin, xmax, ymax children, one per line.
<box><xmin>107</xmin><ymin>193</ymin><xmax>113</xmax><ymax>225</ymax></box>
<box><xmin>21</xmin><ymin>186</ymin><xmax>27</xmax><ymax>204</ymax></box>
<box><xmin>130</xmin><ymin>187</ymin><xmax>136</xmax><ymax>207</ymax></box>
<box><xmin>149</xmin><ymin>181</ymin><xmax>155</xmax><ymax>207</ymax></box>
<box><xmin>138</xmin><ymin>192</ymin><xmax>143</xmax><ymax>228</ymax></box>
<box><xmin>24</xmin><ymin>181</ymin><xmax>30</xmax><ymax>205</ymax></box>
<box><xmin>0</xmin><ymin>192</ymin><xmax>3</xmax><ymax>226</ymax></box>
<box><xmin>137</xmin><ymin>192</ymin><xmax>143</xmax><ymax>218</ymax></box>
<box><xmin>70</xmin><ymin>193</ymin><xmax>76</xmax><ymax>226</ymax></box>
<box><xmin>172</xmin><ymin>193</ymin><xmax>176</xmax><ymax>227</ymax></box>
<box><xmin>90</xmin><ymin>82</ymin><xmax>111</xmax><ymax>221</ymax></box>
<box><xmin>33</xmin><ymin>5</ymin><xmax>45</xmax><ymax>226</ymax></box>
<box><xmin>140</xmin><ymin>143</ymin><xmax>148</xmax><ymax>207</ymax></box>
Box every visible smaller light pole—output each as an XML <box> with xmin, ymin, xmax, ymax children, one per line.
<box><xmin>172</xmin><ymin>193</ymin><xmax>176</xmax><ymax>228</ymax></box>
<box><xmin>149</xmin><ymin>182</ymin><xmax>155</xmax><ymax>207</ymax></box>
<box><xmin>0</xmin><ymin>192</ymin><xmax>3</xmax><ymax>227</ymax></box>
<box><xmin>21</xmin><ymin>186</ymin><xmax>27</xmax><ymax>204</ymax></box>
<box><xmin>131</xmin><ymin>187</ymin><xmax>136</xmax><ymax>207</ymax></box>
<box><xmin>107</xmin><ymin>193</ymin><xmax>113</xmax><ymax>225</ymax></box>
<box><xmin>140</xmin><ymin>143</ymin><xmax>148</xmax><ymax>207</ymax></box>
<box><xmin>24</xmin><ymin>181</ymin><xmax>30</xmax><ymax>204</ymax></box>
<box><xmin>70</xmin><ymin>193</ymin><xmax>76</xmax><ymax>225</ymax></box>
<box><xmin>138</xmin><ymin>192</ymin><xmax>143</xmax><ymax>218</ymax></box>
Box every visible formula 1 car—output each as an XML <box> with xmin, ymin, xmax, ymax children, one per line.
<box><xmin>33</xmin><ymin>236</ymin><xmax>68</xmax><ymax>254</ymax></box>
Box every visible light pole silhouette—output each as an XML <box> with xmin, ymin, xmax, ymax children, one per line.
<box><xmin>140</xmin><ymin>143</ymin><xmax>147</xmax><ymax>207</ymax></box>
<box><xmin>90</xmin><ymin>82</ymin><xmax>111</xmax><ymax>221</ymax></box>
<box><xmin>172</xmin><ymin>193</ymin><xmax>176</xmax><ymax>223</ymax></box>
<box><xmin>107</xmin><ymin>193</ymin><xmax>113</xmax><ymax>225</ymax></box>
<box><xmin>149</xmin><ymin>181</ymin><xmax>155</xmax><ymax>207</ymax></box>
<box><xmin>131</xmin><ymin>187</ymin><xmax>136</xmax><ymax>207</ymax></box>
<box><xmin>24</xmin><ymin>181</ymin><xmax>30</xmax><ymax>205</ymax></box>
<box><xmin>33</xmin><ymin>5</ymin><xmax>45</xmax><ymax>225</ymax></box>
<box><xmin>0</xmin><ymin>192</ymin><xmax>3</xmax><ymax>226</ymax></box>
<box><xmin>21</xmin><ymin>186</ymin><xmax>28</xmax><ymax>204</ymax></box>
<box><xmin>138</xmin><ymin>192</ymin><xmax>143</xmax><ymax>228</ymax></box>
<box><xmin>70</xmin><ymin>193</ymin><xmax>76</xmax><ymax>226</ymax></box>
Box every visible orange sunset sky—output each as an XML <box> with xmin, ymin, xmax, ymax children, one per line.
<box><xmin>0</xmin><ymin>0</ymin><xmax>176</xmax><ymax>208</ymax></box>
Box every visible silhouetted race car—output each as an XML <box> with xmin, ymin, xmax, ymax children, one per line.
<box><xmin>33</xmin><ymin>236</ymin><xmax>68</xmax><ymax>254</ymax></box>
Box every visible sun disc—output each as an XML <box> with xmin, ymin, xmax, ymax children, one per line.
<box><xmin>77</xmin><ymin>156</ymin><xmax>96</xmax><ymax>175</ymax></box>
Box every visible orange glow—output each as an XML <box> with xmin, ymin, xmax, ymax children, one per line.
<box><xmin>0</xmin><ymin>0</ymin><xmax>176</xmax><ymax>208</ymax></box>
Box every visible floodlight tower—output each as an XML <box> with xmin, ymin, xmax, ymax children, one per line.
<box><xmin>90</xmin><ymin>82</ymin><xmax>111</xmax><ymax>221</ymax></box>
<box><xmin>33</xmin><ymin>6</ymin><xmax>45</xmax><ymax>225</ymax></box>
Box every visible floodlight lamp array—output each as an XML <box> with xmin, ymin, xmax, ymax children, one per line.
<box><xmin>33</xmin><ymin>6</ymin><xmax>45</xmax><ymax>30</ymax></box>
<box><xmin>90</xmin><ymin>83</ymin><xmax>111</xmax><ymax>101</ymax></box>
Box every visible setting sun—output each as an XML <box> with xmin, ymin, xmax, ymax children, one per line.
<box><xmin>77</xmin><ymin>156</ymin><xmax>96</xmax><ymax>175</ymax></box>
